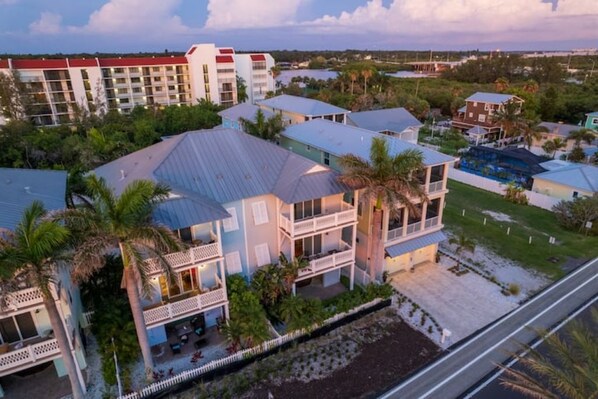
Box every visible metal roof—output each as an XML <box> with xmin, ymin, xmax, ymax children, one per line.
<box><xmin>347</xmin><ymin>108</ymin><xmax>422</xmax><ymax>134</ymax></box>
<box><xmin>153</xmin><ymin>197</ymin><xmax>230</xmax><ymax>230</ymax></box>
<box><xmin>0</xmin><ymin>168</ymin><xmax>67</xmax><ymax>231</ymax></box>
<box><xmin>538</xmin><ymin>122</ymin><xmax>579</xmax><ymax>137</ymax></box>
<box><xmin>258</xmin><ymin>95</ymin><xmax>348</xmax><ymax>116</ymax></box>
<box><xmin>466</xmin><ymin>92</ymin><xmax>519</xmax><ymax>104</ymax></box>
<box><xmin>586</xmin><ymin>112</ymin><xmax>598</xmax><ymax>117</ymax></box>
<box><xmin>385</xmin><ymin>231</ymin><xmax>447</xmax><ymax>258</ymax></box>
<box><xmin>282</xmin><ymin>119</ymin><xmax>455</xmax><ymax>166</ymax></box>
<box><xmin>533</xmin><ymin>164</ymin><xmax>598</xmax><ymax>193</ymax></box>
<box><xmin>458</xmin><ymin>106</ymin><xmax>466</xmax><ymax>113</ymax></box>
<box><xmin>218</xmin><ymin>103</ymin><xmax>274</xmax><ymax>123</ymax></box>
<box><xmin>94</xmin><ymin>128</ymin><xmax>349</xmax><ymax>226</ymax></box>
<box><xmin>467</xmin><ymin>125</ymin><xmax>489</xmax><ymax>135</ymax></box>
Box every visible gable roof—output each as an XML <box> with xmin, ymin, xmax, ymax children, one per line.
<box><xmin>347</xmin><ymin>108</ymin><xmax>422</xmax><ymax>134</ymax></box>
<box><xmin>586</xmin><ymin>112</ymin><xmax>598</xmax><ymax>117</ymax></box>
<box><xmin>538</xmin><ymin>122</ymin><xmax>580</xmax><ymax>137</ymax></box>
<box><xmin>533</xmin><ymin>164</ymin><xmax>598</xmax><ymax>193</ymax></box>
<box><xmin>282</xmin><ymin>119</ymin><xmax>454</xmax><ymax>166</ymax></box>
<box><xmin>258</xmin><ymin>95</ymin><xmax>348</xmax><ymax>117</ymax></box>
<box><xmin>218</xmin><ymin>103</ymin><xmax>274</xmax><ymax>123</ymax></box>
<box><xmin>467</xmin><ymin>125</ymin><xmax>489</xmax><ymax>135</ymax></box>
<box><xmin>0</xmin><ymin>168</ymin><xmax>67</xmax><ymax>231</ymax></box>
<box><xmin>466</xmin><ymin>92</ymin><xmax>521</xmax><ymax>104</ymax></box>
<box><xmin>94</xmin><ymin>129</ymin><xmax>350</xmax><ymax>227</ymax></box>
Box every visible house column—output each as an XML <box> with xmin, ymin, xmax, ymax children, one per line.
<box><xmin>437</xmin><ymin>195</ymin><xmax>446</xmax><ymax>225</ymax></box>
<box><xmin>420</xmin><ymin>202</ymin><xmax>428</xmax><ymax>231</ymax></box>
<box><xmin>402</xmin><ymin>208</ymin><xmax>409</xmax><ymax>236</ymax></box>
<box><xmin>349</xmin><ymin>263</ymin><xmax>355</xmax><ymax>291</ymax></box>
<box><xmin>442</xmin><ymin>163</ymin><xmax>449</xmax><ymax>191</ymax></box>
<box><xmin>350</xmin><ymin>223</ymin><xmax>357</xmax><ymax>292</ymax></box>
<box><xmin>292</xmin><ymin>283</ymin><xmax>296</xmax><ymax>296</ymax></box>
<box><xmin>424</xmin><ymin>166</ymin><xmax>431</xmax><ymax>193</ymax></box>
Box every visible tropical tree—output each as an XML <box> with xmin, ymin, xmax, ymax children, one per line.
<box><xmin>278</xmin><ymin>295</ymin><xmax>326</xmax><ymax>332</ymax></box>
<box><xmin>250</xmin><ymin>263</ymin><xmax>285</xmax><ymax>308</ymax></box>
<box><xmin>236</xmin><ymin>75</ymin><xmax>248</xmax><ymax>103</ymax></box>
<box><xmin>278</xmin><ymin>252</ymin><xmax>308</xmax><ymax>295</ymax></box>
<box><xmin>568</xmin><ymin>129</ymin><xmax>596</xmax><ymax>148</ymax></box>
<box><xmin>494</xmin><ymin>77</ymin><xmax>510</xmax><ymax>92</ymax></box>
<box><xmin>522</xmin><ymin>79</ymin><xmax>540</xmax><ymax>94</ymax></box>
<box><xmin>448</xmin><ymin>232</ymin><xmax>476</xmax><ymax>270</ymax></box>
<box><xmin>493</xmin><ymin>100</ymin><xmax>525</xmax><ymax>143</ymax></box>
<box><xmin>362</xmin><ymin>67</ymin><xmax>374</xmax><ymax>95</ymax></box>
<box><xmin>63</xmin><ymin>176</ymin><xmax>182</xmax><ymax>379</ymax></box>
<box><xmin>240</xmin><ymin>109</ymin><xmax>284</xmax><ymax>142</ymax></box>
<box><xmin>542</xmin><ymin>138</ymin><xmax>567</xmax><ymax>159</ymax></box>
<box><xmin>0</xmin><ymin>202</ymin><xmax>84</xmax><ymax>399</ymax></box>
<box><xmin>348</xmin><ymin>69</ymin><xmax>359</xmax><ymax>95</ymax></box>
<box><xmin>499</xmin><ymin>309</ymin><xmax>598</xmax><ymax>399</ymax></box>
<box><xmin>521</xmin><ymin>121</ymin><xmax>546</xmax><ymax>150</ymax></box>
<box><xmin>338</xmin><ymin>137</ymin><xmax>427</xmax><ymax>279</ymax></box>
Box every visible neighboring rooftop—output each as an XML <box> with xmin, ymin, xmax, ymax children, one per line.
<box><xmin>347</xmin><ymin>108</ymin><xmax>422</xmax><ymax>133</ymax></box>
<box><xmin>282</xmin><ymin>119</ymin><xmax>454</xmax><ymax>166</ymax></box>
<box><xmin>539</xmin><ymin>160</ymin><xmax>572</xmax><ymax>171</ymax></box>
<box><xmin>218</xmin><ymin>103</ymin><xmax>274</xmax><ymax>123</ymax></box>
<box><xmin>258</xmin><ymin>95</ymin><xmax>348</xmax><ymax>117</ymax></box>
<box><xmin>465</xmin><ymin>92</ymin><xmax>521</xmax><ymax>104</ymax></box>
<box><xmin>94</xmin><ymin>129</ymin><xmax>350</xmax><ymax>228</ymax></box>
<box><xmin>538</xmin><ymin>121</ymin><xmax>580</xmax><ymax>137</ymax></box>
<box><xmin>0</xmin><ymin>168</ymin><xmax>67</xmax><ymax>231</ymax></box>
<box><xmin>533</xmin><ymin>164</ymin><xmax>598</xmax><ymax>193</ymax></box>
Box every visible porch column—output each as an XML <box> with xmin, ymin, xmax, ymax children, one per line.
<box><xmin>402</xmin><ymin>208</ymin><xmax>409</xmax><ymax>236</ymax></box>
<box><xmin>292</xmin><ymin>283</ymin><xmax>296</xmax><ymax>296</ymax></box>
<box><xmin>437</xmin><ymin>196</ymin><xmax>446</xmax><ymax>225</ymax></box>
<box><xmin>420</xmin><ymin>202</ymin><xmax>428</xmax><ymax>231</ymax></box>
<box><xmin>215</xmin><ymin>220</ymin><xmax>223</xmax><ymax>255</ymax></box>
<box><xmin>349</xmin><ymin>263</ymin><xmax>355</xmax><ymax>291</ymax></box>
<box><xmin>223</xmin><ymin>303</ymin><xmax>230</xmax><ymax>320</ymax></box>
<box><xmin>424</xmin><ymin>166</ymin><xmax>431</xmax><ymax>193</ymax></box>
<box><xmin>218</xmin><ymin>260</ymin><xmax>226</xmax><ymax>291</ymax></box>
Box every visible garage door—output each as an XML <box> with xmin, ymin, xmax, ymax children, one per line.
<box><xmin>412</xmin><ymin>245</ymin><xmax>435</xmax><ymax>265</ymax></box>
<box><xmin>385</xmin><ymin>253</ymin><xmax>410</xmax><ymax>274</ymax></box>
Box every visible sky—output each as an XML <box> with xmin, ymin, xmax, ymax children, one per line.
<box><xmin>0</xmin><ymin>0</ymin><xmax>597</xmax><ymax>54</ymax></box>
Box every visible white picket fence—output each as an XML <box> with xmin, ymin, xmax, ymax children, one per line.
<box><xmin>119</xmin><ymin>297</ymin><xmax>384</xmax><ymax>399</ymax></box>
<box><xmin>448</xmin><ymin>168</ymin><xmax>561</xmax><ymax>211</ymax></box>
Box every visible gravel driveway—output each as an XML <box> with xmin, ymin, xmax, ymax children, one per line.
<box><xmin>390</xmin><ymin>261</ymin><xmax>517</xmax><ymax>343</ymax></box>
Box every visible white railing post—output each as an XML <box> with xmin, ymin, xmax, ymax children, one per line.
<box><xmin>28</xmin><ymin>345</ymin><xmax>36</xmax><ymax>362</ymax></box>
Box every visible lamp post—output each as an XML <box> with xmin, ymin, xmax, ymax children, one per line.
<box><xmin>112</xmin><ymin>337</ymin><xmax>123</xmax><ymax>397</ymax></box>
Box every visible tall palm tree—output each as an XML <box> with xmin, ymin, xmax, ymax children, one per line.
<box><xmin>348</xmin><ymin>69</ymin><xmax>359</xmax><ymax>95</ymax></box>
<box><xmin>494</xmin><ymin>77</ymin><xmax>510</xmax><ymax>93</ymax></box>
<box><xmin>278</xmin><ymin>252</ymin><xmax>308</xmax><ymax>294</ymax></box>
<box><xmin>63</xmin><ymin>176</ymin><xmax>182</xmax><ymax>379</ymax></box>
<box><xmin>362</xmin><ymin>67</ymin><xmax>374</xmax><ymax>95</ymax></box>
<box><xmin>493</xmin><ymin>100</ymin><xmax>524</xmax><ymax>143</ymax></box>
<box><xmin>0</xmin><ymin>202</ymin><xmax>84</xmax><ymax>399</ymax></box>
<box><xmin>522</xmin><ymin>79</ymin><xmax>540</xmax><ymax>94</ymax></box>
<box><xmin>521</xmin><ymin>121</ymin><xmax>547</xmax><ymax>150</ymax></box>
<box><xmin>499</xmin><ymin>309</ymin><xmax>598</xmax><ymax>399</ymax></box>
<box><xmin>338</xmin><ymin>137</ymin><xmax>427</xmax><ymax>279</ymax></box>
<box><xmin>568</xmin><ymin>128</ymin><xmax>596</xmax><ymax>148</ymax></box>
<box><xmin>240</xmin><ymin>109</ymin><xmax>284</xmax><ymax>142</ymax></box>
<box><xmin>542</xmin><ymin>138</ymin><xmax>567</xmax><ymax>159</ymax></box>
<box><xmin>448</xmin><ymin>232</ymin><xmax>475</xmax><ymax>271</ymax></box>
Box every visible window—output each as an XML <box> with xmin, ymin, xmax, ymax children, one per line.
<box><xmin>133</xmin><ymin>87</ymin><xmax>142</xmax><ymax>93</ymax></box>
<box><xmin>154</xmin><ymin>77</ymin><xmax>161</xmax><ymax>82</ymax></box>
<box><xmin>294</xmin><ymin>235</ymin><xmax>322</xmax><ymax>258</ymax></box>
<box><xmin>152</xmin><ymin>67</ymin><xmax>160</xmax><ymax>72</ymax></box>
<box><xmin>478</xmin><ymin>114</ymin><xmax>486</xmax><ymax>123</ymax></box>
<box><xmin>168</xmin><ymin>85</ymin><xmax>175</xmax><ymax>91</ymax></box>
<box><xmin>174</xmin><ymin>227</ymin><xmax>192</xmax><ymax>243</ymax></box>
<box><xmin>254</xmin><ymin>243</ymin><xmax>271</xmax><ymax>266</ymax></box>
<box><xmin>114</xmin><ymin>68</ymin><xmax>124</xmax><ymax>73</ymax></box>
<box><xmin>389</xmin><ymin>208</ymin><xmax>404</xmax><ymax>230</ymax></box>
<box><xmin>306</xmin><ymin>145</ymin><xmax>312</xmax><ymax>152</ymax></box>
<box><xmin>225</xmin><ymin>251</ymin><xmax>243</xmax><ymax>274</ymax></box>
<box><xmin>0</xmin><ymin>313</ymin><xmax>37</xmax><ymax>344</ymax></box>
<box><xmin>129</xmin><ymin>67</ymin><xmax>139</xmax><ymax>73</ymax></box>
<box><xmin>592</xmin><ymin>118</ymin><xmax>598</xmax><ymax>124</ymax></box>
<box><xmin>484</xmin><ymin>103</ymin><xmax>490</xmax><ymax>111</ymax></box>
<box><xmin>252</xmin><ymin>201</ymin><xmax>269</xmax><ymax>225</ymax></box>
<box><xmin>573</xmin><ymin>191</ymin><xmax>579</xmax><ymax>198</ymax></box>
<box><xmin>166</xmin><ymin>66</ymin><xmax>173</xmax><ymax>71</ymax></box>
<box><xmin>202</xmin><ymin>64</ymin><xmax>209</xmax><ymax>74</ymax></box>
<box><xmin>294</xmin><ymin>199</ymin><xmax>322</xmax><ymax>221</ymax></box>
<box><xmin>468</xmin><ymin>112</ymin><xmax>474</xmax><ymax>118</ymax></box>
<box><xmin>323</xmin><ymin>152</ymin><xmax>330</xmax><ymax>166</ymax></box>
<box><xmin>222</xmin><ymin>207</ymin><xmax>239</xmax><ymax>232</ymax></box>
<box><xmin>155</xmin><ymin>87</ymin><xmax>162</xmax><ymax>92</ymax></box>
<box><xmin>473</xmin><ymin>102</ymin><xmax>478</xmax><ymax>107</ymax></box>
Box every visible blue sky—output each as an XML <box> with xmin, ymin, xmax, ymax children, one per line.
<box><xmin>0</xmin><ymin>0</ymin><xmax>596</xmax><ymax>54</ymax></box>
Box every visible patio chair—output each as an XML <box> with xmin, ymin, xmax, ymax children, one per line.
<box><xmin>170</xmin><ymin>342</ymin><xmax>181</xmax><ymax>354</ymax></box>
<box><xmin>191</xmin><ymin>316</ymin><xmax>206</xmax><ymax>337</ymax></box>
<box><xmin>181</xmin><ymin>334</ymin><xmax>189</xmax><ymax>345</ymax></box>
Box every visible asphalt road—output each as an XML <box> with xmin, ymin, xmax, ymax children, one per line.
<box><xmin>378</xmin><ymin>257</ymin><xmax>598</xmax><ymax>399</ymax></box>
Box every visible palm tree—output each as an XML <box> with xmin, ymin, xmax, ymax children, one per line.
<box><xmin>499</xmin><ymin>309</ymin><xmax>598</xmax><ymax>399</ymax></box>
<box><xmin>362</xmin><ymin>67</ymin><xmax>374</xmax><ymax>95</ymax></box>
<box><xmin>240</xmin><ymin>109</ymin><xmax>284</xmax><ymax>142</ymax></box>
<box><xmin>493</xmin><ymin>100</ymin><xmax>524</xmax><ymax>143</ymax></box>
<box><xmin>494</xmin><ymin>77</ymin><xmax>510</xmax><ymax>93</ymax></box>
<box><xmin>568</xmin><ymin>128</ymin><xmax>596</xmax><ymax>148</ymax></box>
<box><xmin>521</xmin><ymin>121</ymin><xmax>546</xmax><ymax>150</ymax></box>
<box><xmin>542</xmin><ymin>138</ymin><xmax>567</xmax><ymax>159</ymax></box>
<box><xmin>338</xmin><ymin>137</ymin><xmax>427</xmax><ymax>279</ymax></box>
<box><xmin>63</xmin><ymin>176</ymin><xmax>182</xmax><ymax>379</ymax></box>
<box><xmin>448</xmin><ymin>232</ymin><xmax>475</xmax><ymax>270</ymax></box>
<box><xmin>348</xmin><ymin>69</ymin><xmax>359</xmax><ymax>95</ymax></box>
<box><xmin>522</xmin><ymin>79</ymin><xmax>539</xmax><ymax>94</ymax></box>
<box><xmin>278</xmin><ymin>252</ymin><xmax>308</xmax><ymax>295</ymax></box>
<box><xmin>0</xmin><ymin>202</ymin><xmax>85</xmax><ymax>399</ymax></box>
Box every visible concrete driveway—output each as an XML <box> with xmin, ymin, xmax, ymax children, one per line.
<box><xmin>390</xmin><ymin>261</ymin><xmax>517</xmax><ymax>343</ymax></box>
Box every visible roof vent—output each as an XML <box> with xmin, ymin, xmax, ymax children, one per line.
<box><xmin>120</xmin><ymin>170</ymin><xmax>126</xmax><ymax>180</ymax></box>
<box><xmin>361</xmin><ymin>136</ymin><xmax>364</xmax><ymax>141</ymax></box>
<box><xmin>24</xmin><ymin>186</ymin><xmax>31</xmax><ymax>194</ymax></box>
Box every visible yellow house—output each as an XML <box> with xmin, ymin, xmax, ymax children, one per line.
<box><xmin>532</xmin><ymin>164</ymin><xmax>598</xmax><ymax>200</ymax></box>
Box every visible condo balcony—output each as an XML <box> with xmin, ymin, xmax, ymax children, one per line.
<box><xmin>2</xmin><ymin>287</ymin><xmax>44</xmax><ymax>313</ymax></box>
<box><xmin>0</xmin><ymin>337</ymin><xmax>61</xmax><ymax>376</ymax></box>
<box><xmin>280</xmin><ymin>200</ymin><xmax>356</xmax><ymax>237</ymax></box>
<box><xmin>296</xmin><ymin>240</ymin><xmax>354</xmax><ymax>281</ymax></box>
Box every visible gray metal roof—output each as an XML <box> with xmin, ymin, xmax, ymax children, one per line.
<box><xmin>466</xmin><ymin>92</ymin><xmax>520</xmax><ymax>104</ymax></box>
<box><xmin>385</xmin><ymin>231</ymin><xmax>447</xmax><ymax>257</ymax></box>
<box><xmin>218</xmin><ymin>103</ymin><xmax>274</xmax><ymax>123</ymax></box>
<box><xmin>347</xmin><ymin>108</ymin><xmax>422</xmax><ymax>134</ymax></box>
<box><xmin>533</xmin><ymin>164</ymin><xmax>598</xmax><ymax>193</ymax></box>
<box><xmin>94</xmin><ymin>128</ymin><xmax>349</xmax><ymax>226</ymax></box>
<box><xmin>467</xmin><ymin>125</ymin><xmax>489</xmax><ymax>135</ymax></box>
<box><xmin>538</xmin><ymin>122</ymin><xmax>580</xmax><ymax>137</ymax></box>
<box><xmin>458</xmin><ymin>106</ymin><xmax>466</xmax><ymax>113</ymax></box>
<box><xmin>153</xmin><ymin>197</ymin><xmax>230</xmax><ymax>230</ymax></box>
<box><xmin>282</xmin><ymin>119</ymin><xmax>455</xmax><ymax>166</ymax></box>
<box><xmin>258</xmin><ymin>94</ymin><xmax>348</xmax><ymax>116</ymax></box>
<box><xmin>0</xmin><ymin>168</ymin><xmax>67</xmax><ymax>231</ymax></box>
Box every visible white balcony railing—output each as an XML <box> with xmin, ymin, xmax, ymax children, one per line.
<box><xmin>143</xmin><ymin>286</ymin><xmax>227</xmax><ymax>327</ymax></box>
<box><xmin>406</xmin><ymin>222</ymin><xmax>422</xmax><ymax>235</ymax></box>
<box><xmin>387</xmin><ymin>218</ymin><xmax>442</xmax><ymax>242</ymax></box>
<box><xmin>297</xmin><ymin>242</ymin><xmax>354</xmax><ymax>280</ymax></box>
<box><xmin>3</xmin><ymin>287</ymin><xmax>44</xmax><ymax>311</ymax></box>
<box><xmin>428</xmin><ymin>180</ymin><xmax>444</xmax><ymax>193</ymax></box>
<box><xmin>425</xmin><ymin>216</ymin><xmax>440</xmax><ymax>229</ymax></box>
<box><xmin>145</xmin><ymin>239</ymin><xmax>221</xmax><ymax>276</ymax></box>
<box><xmin>0</xmin><ymin>338</ymin><xmax>60</xmax><ymax>374</ymax></box>
<box><xmin>387</xmin><ymin>227</ymin><xmax>404</xmax><ymax>241</ymax></box>
<box><xmin>280</xmin><ymin>203</ymin><xmax>356</xmax><ymax>237</ymax></box>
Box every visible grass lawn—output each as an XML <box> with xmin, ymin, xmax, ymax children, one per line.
<box><xmin>443</xmin><ymin>180</ymin><xmax>598</xmax><ymax>279</ymax></box>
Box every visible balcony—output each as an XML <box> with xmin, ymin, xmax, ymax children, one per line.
<box><xmin>2</xmin><ymin>287</ymin><xmax>44</xmax><ymax>311</ymax></box>
<box><xmin>387</xmin><ymin>217</ymin><xmax>441</xmax><ymax>242</ymax></box>
<box><xmin>145</xmin><ymin>237</ymin><xmax>221</xmax><ymax>276</ymax></box>
<box><xmin>280</xmin><ymin>203</ymin><xmax>356</xmax><ymax>237</ymax></box>
<box><xmin>143</xmin><ymin>277</ymin><xmax>227</xmax><ymax>327</ymax></box>
<box><xmin>0</xmin><ymin>338</ymin><xmax>61</xmax><ymax>376</ymax></box>
<box><xmin>428</xmin><ymin>180</ymin><xmax>444</xmax><ymax>193</ymax></box>
<box><xmin>297</xmin><ymin>242</ymin><xmax>354</xmax><ymax>281</ymax></box>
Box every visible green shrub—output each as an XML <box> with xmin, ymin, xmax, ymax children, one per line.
<box><xmin>508</xmin><ymin>283</ymin><xmax>521</xmax><ymax>296</ymax></box>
